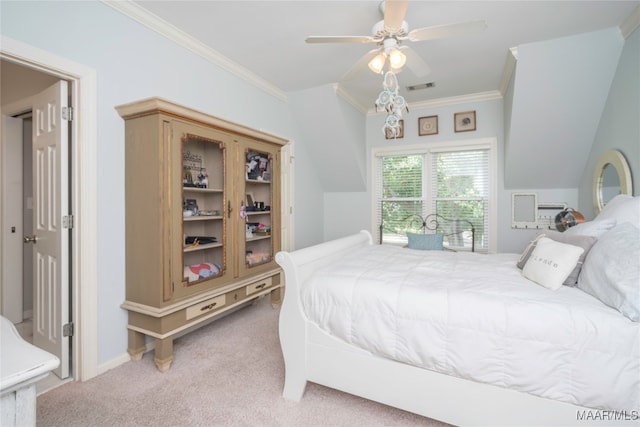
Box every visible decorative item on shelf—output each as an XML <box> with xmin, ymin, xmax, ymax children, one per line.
<box><xmin>454</xmin><ymin>111</ymin><xmax>476</xmax><ymax>132</ymax></box>
<box><xmin>184</xmin><ymin>199</ymin><xmax>198</xmax><ymax>216</ymax></box>
<box><xmin>195</xmin><ymin>171</ymin><xmax>208</xmax><ymax>188</ymax></box>
<box><xmin>555</xmin><ymin>208</ymin><xmax>585</xmax><ymax>232</ymax></box>
<box><xmin>246</xmin><ymin>152</ymin><xmax>269</xmax><ymax>180</ymax></box>
<box><xmin>185</xmin><ymin>236</ymin><xmax>217</xmax><ymax>246</ymax></box>
<box><xmin>183</xmin><ymin>150</ymin><xmax>207</xmax><ymax>187</ymax></box>
<box><xmin>376</xmin><ymin>71</ymin><xmax>407</xmax><ymax>139</ymax></box>
<box><xmin>246</xmin><ymin>251</ymin><xmax>270</xmax><ymax>266</ymax></box>
<box><xmin>418</xmin><ymin>115</ymin><xmax>438</xmax><ymax>136</ymax></box>
<box><xmin>183</xmin><ymin>262</ymin><xmax>221</xmax><ymax>282</ymax></box>
<box><xmin>246</xmin><ymin>193</ymin><xmax>255</xmax><ymax>210</ymax></box>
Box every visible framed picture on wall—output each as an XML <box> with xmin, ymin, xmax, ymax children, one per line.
<box><xmin>384</xmin><ymin>120</ymin><xmax>404</xmax><ymax>139</ymax></box>
<box><xmin>454</xmin><ymin>111</ymin><xmax>476</xmax><ymax>132</ymax></box>
<box><xmin>418</xmin><ymin>116</ymin><xmax>438</xmax><ymax>136</ymax></box>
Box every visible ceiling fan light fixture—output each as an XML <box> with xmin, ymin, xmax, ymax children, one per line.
<box><xmin>388</xmin><ymin>48</ymin><xmax>406</xmax><ymax>69</ymax></box>
<box><xmin>368</xmin><ymin>53</ymin><xmax>386</xmax><ymax>74</ymax></box>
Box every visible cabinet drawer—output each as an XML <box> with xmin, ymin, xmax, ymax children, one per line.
<box><xmin>246</xmin><ymin>277</ymin><xmax>272</xmax><ymax>296</ymax></box>
<box><xmin>186</xmin><ymin>295</ymin><xmax>226</xmax><ymax>320</ymax></box>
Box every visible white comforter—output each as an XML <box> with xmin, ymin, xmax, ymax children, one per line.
<box><xmin>301</xmin><ymin>244</ymin><xmax>640</xmax><ymax>411</ymax></box>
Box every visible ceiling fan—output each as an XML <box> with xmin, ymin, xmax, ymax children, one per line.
<box><xmin>306</xmin><ymin>0</ymin><xmax>486</xmax><ymax>80</ymax></box>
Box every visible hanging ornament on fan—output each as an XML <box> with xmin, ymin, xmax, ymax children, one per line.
<box><xmin>375</xmin><ymin>71</ymin><xmax>409</xmax><ymax>138</ymax></box>
<box><xmin>554</xmin><ymin>208</ymin><xmax>585</xmax><ymax>231</ymax></box>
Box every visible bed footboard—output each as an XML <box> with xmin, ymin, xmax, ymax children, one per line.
<box><xmin>275</xmin><ymin>230</ymin><xmax>373</xmax><ymax>401</ymax></box>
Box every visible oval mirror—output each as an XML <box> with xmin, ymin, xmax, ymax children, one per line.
<box><xmin>593</xmin><ymin>149</ymin><xmax>633</xmax><ymax>214</ymax></box>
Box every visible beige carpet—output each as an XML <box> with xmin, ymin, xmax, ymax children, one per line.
<box><xmin>37</xmin><ymin>298</ymin><xmax>452</xmax><ymax>427</ymax></box>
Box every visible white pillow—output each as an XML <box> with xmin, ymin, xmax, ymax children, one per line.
<box><xmin>522</xmin><ymin>237</ymin><xmax>585</xmax><ymax>290</ymax></box>
<box><xmin>578</xmin><ymin>222</ymin><xmax>640</xmax><ymax>322</ymax></box>
<box><xmin>564</xmin><ymin>218</ymin><xmax>616</xmax><ymax>238</ymax></box>
<box><xmin>596</xmin><ymin>195</ymin><xmax>640</xmax><ymax>228</ymax></box>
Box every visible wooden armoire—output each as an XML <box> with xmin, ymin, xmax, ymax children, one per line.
<box><xmin>116</xmin><ymin>98</ymin><xmax>286</xmax><ymax>371</ymax></box>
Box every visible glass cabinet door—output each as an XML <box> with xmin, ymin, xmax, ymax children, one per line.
<box><xmin>172</xmin><ymin>124</ymin><xmax>233</xmax><ymax>299</ymax></box>
<box><xmin>240</xmin><ymin>141</ymin><xmax>279</xmax><ymax>276</ymax></box>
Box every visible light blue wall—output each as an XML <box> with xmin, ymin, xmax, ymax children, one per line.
<box><xmin>1</xmin><ymin>0</ymin><xmax>297</xmax><ymax>367</ymax></box>
<box><xmin>578</xmin><ymin>27</ymin><xmax>640</xmax><ymax>218</ymax></box>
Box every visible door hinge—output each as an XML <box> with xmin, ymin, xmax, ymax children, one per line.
<box><xmin>63</xmin><ymin>215</ymin><xmax>74</xmax><ymax>229</ymax></box>
<box><xmin>62</xmin><ymin>106</ymin><xmax>73</xmax><ymax>121</ymax></box>
<box><xmin>63</xmin><ymin>322</ymin><xmax>74</xmax><ymax>337</ymax></box>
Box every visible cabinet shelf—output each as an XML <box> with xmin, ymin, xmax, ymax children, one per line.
<box><xmin>246</xmin><ymin>211</ymin><xmax>270</xmax><ymax>216</ymax></box>
<box><xmin>246</xmin><ymin>235</ymin><xmax>271</xmax><ymax>242</ymax></box>
<box><xmin>183</xmin><ymin>187</ymin><xmax>224</xmax><ymax>193</ymax></box>
<box><xmin>246</xmin><ymin>179</ymin><xmax>270</xmax><ymax>185</ymax></box>
<box><xmin>184</xmin><ymin>215</ymin><xmax>223</xmax><ymax>222</ymax></box>
<box><xmin>184</xmin><ymin>242</ymin><xmax>222</xmax><ymax>253</ymax></box>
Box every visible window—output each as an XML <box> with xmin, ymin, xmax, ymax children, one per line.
<box><xmin>374</xmin><ymin>140</ymin><xmax>495</xmax><ymax>252</ymax></box>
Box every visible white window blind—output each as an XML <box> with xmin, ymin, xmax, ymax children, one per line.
<box><xmin>375</xmin><ymin>145</ymin><xmax>492</xmax><ymax>251</ymax></box>
<box><xmin>430</xmin><ymin>149</ymin><xmax>489</xmax><ymax>251</ymax></box>
<box><xmin>376</xmin><ymin>155</ymin><xmax>424</xmax><ymax>245</ymax></box>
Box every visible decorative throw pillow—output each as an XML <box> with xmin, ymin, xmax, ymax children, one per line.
<box><xmin>407</xmin><ymin>232</ymin><xmax>444</xmax><ymax>250</ymax></box>
<box><xmin>578</xmin><ymin>222</ymin><xmax>640</xmax><ymax>322</ymax></box>
<box><xmin>516</xmin><ymin>234</ymin><xmax>545</xmax><ymax>269</ymax></box>
<box><xmin>522</xmin><ymin>237</ymin><xmax>585</xmax><ymax>291</ymax></box>
<box><xmin>564</xmin><ymin>218</ymin><xmax>617</xmax><ymax>238</ymax></box>
<box><xmin>542</xmin><ymin>231</ymin><xmax>596</xmax><ymax>286</ymax></box>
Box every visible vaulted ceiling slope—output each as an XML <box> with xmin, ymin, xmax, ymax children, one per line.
<box><xmin>504</xmin><ymin>28</ymin><xmax>625</xmax><ymax>189</ymax></box>
<box><xmin>289</xmin><ymin>84</ymin><xmax>367</xmax><ymax>192</ymax></box>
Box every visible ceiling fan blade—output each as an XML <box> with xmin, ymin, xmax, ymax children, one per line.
<box><xmin>398</xmin><ymin>46</ymin><xmax>430</xmax><ymax>77</ymax></box>
<box><xmin>408</xmin><ymin>20</ymin><xmax>487</xmax><ymax>42</ymax></box>
<box><xmin>383</xmin><ymin>0</ymin><xmax>409</xmax><ymax>32</ymax></box>
<box><xmin>341</xmin><ymin>49</ymin><xmax>381</xmax><ymax>81</ymax></box>
<box><xmin>306</xmin><ymin>35</ymin><xmax>376</xmax><ymax>44</ymax></box>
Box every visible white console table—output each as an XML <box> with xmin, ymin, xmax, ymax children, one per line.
<box><xmin>0</xmin><ymin>315</ymin><xmax>59</xmax><ymax>427</ymax></box>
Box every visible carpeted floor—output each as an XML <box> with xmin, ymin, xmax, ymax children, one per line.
<box><xmin>37</xmin><ymin>297</ymin><xmax>452</xmax><ymax>427</ymax></box>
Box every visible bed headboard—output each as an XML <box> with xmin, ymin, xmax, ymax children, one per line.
<box><xmin>406</xmin><ymin>214</ymin><xmax>476</xmax><ymax>252</ymax></box>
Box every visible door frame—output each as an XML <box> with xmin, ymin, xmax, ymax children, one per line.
<box><xmin>1</xmin><ymin>36</ymin><xmax>98</xmax><ymax>381</ymax></box>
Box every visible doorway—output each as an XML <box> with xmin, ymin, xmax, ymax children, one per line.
<box><xmin>1</xmin><ymin>63</ymin><xmax>71</xmax><ymax>382</ymax></box>
<box><xmin>1</xmin><ymin>37</ymin><xmax>99</xmax><ymax>382</ymax></box>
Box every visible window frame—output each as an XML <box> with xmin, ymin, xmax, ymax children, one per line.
<box><xmin>371</xmin><ymin>137</ymin><xmax>498</xmax><ymax>253</ymax></box>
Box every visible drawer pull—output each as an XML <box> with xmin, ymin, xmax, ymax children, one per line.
<box><xmin>256</xmin><ymin>283</ymin><xmax>267</xmax><ymax>290</ymax></box>
<box><xmin>201</xmin><ymin>302</ymin><xmax>217</xmax><ymax>311</ymax></box>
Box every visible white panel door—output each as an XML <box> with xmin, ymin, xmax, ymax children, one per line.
<box><xmin>31</xmin><ymin>81</ymin><xmax>69</xmax><ymax>379</ymax></box>
<box><xmin>1</xmin><ymin>115</ymin><xmax>24</xmax><ymax>323</ymax></box>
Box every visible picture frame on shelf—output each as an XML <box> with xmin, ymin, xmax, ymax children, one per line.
<box><xmin>246</xmin><ymin>193</ymin><xmax>255</xmax><ymax>208</ymax></box>
<box><xmin>454</xmin><ymin>111</ymin><xmax>476</xmax><ymax>132</ymax></box>
<box><xmin>384</xmin><ymin>120</ymin><xmax>404</xmax><ymax>139</ymax></box>
<box><xmin>262</xmin><ymin>171</ymin><xmax>271</xmax><ymax>181</ymax></box>
<box><xmin>418</xmin><ymin>116</ymin><xmax>438</xmax><ymax>136</ymax></box>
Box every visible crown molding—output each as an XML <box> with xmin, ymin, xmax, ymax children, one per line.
<box><xmin>101</xmin><ymin>0</ymin><xmax>287</xmax><ymax>102</ymax></box>
<box><xmin>366</xmin><ymin>90</ymin><xmax>503</xmax><ymax>115</ymax></box>
<box><xmin>620</xmin><ymin>4</ymin><xmax>640</xmax><ymax>39</ymax></box>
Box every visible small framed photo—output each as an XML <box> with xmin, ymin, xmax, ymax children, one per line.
<box><xmin>454</xmin><ymin>111</ymin><xmax>476</xmax><ymax>132</ymax></box>
<box><xmin>385</xmin><ymin>120</ymin><xmax>404</xmax><ymax>139</ymax></box>
<box><xmin>246</xmin><ymin>193</ymin><xmax>255</xmax><ymax>208</ymax></box>
<box><xmin>418</xmin><ymin>116</ymin><xmax>438</xmax><ymax>136</ymax></box>
<box><xmin>261</xmin><ymin>171</ymin><xmax>271</xmax><ymax>182</ymax></box>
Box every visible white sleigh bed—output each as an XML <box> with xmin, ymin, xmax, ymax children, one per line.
<box><xmin>275</xmin><ymin>197</ymin><xmax>640</xmax><ymax>427</ymax></box>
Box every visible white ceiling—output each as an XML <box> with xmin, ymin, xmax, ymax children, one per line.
<box><xmin>128</xmin><ymin>0</ymin><xmax>638</xmax><ymax>109</ymax></box>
